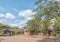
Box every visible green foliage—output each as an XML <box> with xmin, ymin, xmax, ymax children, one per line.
<box><xmin>51</xmin><ymin>31</ymin><xmax>56</xmax><ymax>36</ymax></box>
<box><xmin>27</xmin><ymin>19</ymin><xmax>40</xmax><ymax>33</ymax></box>
<box><xmin>35</xmin><ymin>0</ymin><xmax>60</xmax><ymax>20</ymax></box>
<box><xmin>0</xmin><ymin>30</ymin><xmax>3</xmax><ymax>33</ymax></box>
<box><xmin>12</xmin><ymin>30</ymin><xmax>20</xmax><ymax>35</ymax></box>
<box><xmin>26</xmin><ymin>0</ymin><xmax>60</xmax><ymax>35</ymax></box>
<box><xmin>0</xmin><ymin>23</ymin><xmax>21</xmax><ymax>35</ymax></box>
<box><xmin>54</xmin><ymin>16</ymin><xmax>60</xmax><ymax>31</ymax></box>
<box><xmin>0</xmin><ymin>23</ymin><xmax>10</xmax><ymax>28</ymax></box>
<box><xmin>34</xmin><ymin>0</ymin><xmax>60</xmax><ymax>31</ymax></box>
<box><xmin>40</xmin><ymin>27</ymin><xmax>46</xmax><ymax>33</ymax></box>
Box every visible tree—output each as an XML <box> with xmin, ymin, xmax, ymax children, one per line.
<box><xmin>54</xmin><ymin>16</ymin><xmax>60</xmax><ymax>31</ymax></box>
<box><xmin>34</xmin><ymin>0</ymin><xmax>60</xmax><ymax>36</ymax></box>
<box><xmin>26</xmin><ymin>0</ymin><xmax>60</xmax><ymax>36</ymax></box>
<box><xmin>26</xmin><ymin>18</ymin><xmax>41</xmax><ymax>35</ymax></box>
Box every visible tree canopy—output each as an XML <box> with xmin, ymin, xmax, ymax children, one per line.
<box><xmin>26</xmin><ymin>0</ymin><xmax>60</xmax><ymax>35</ymax></box>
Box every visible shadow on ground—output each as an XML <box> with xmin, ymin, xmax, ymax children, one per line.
<box><xmin>37</xmin><ymin>38</ymin><xmax>60</xmax><ymax>42</ymax></box>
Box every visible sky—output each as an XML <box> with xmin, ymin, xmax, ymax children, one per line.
<box><xmin>0</xmin><ymin>0</ymin><xmax>36</xmax><ymax>28</ymax></box>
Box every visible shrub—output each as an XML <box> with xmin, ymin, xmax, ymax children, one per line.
<box><xmin>51</xmin><ymin>31</ymin><xmax>56</xmax><ymax>36</ymax></box>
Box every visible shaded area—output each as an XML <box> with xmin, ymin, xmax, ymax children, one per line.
<box><xmin>37</xmin><ymin>37</ymin><xmax>60</xmax><ymax>42</ymax></box>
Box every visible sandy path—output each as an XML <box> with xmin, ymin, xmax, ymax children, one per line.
<box><xmin>0</xmin><ymin>35</ymin><xmax>45</xmax><ymax>42</ymax></box>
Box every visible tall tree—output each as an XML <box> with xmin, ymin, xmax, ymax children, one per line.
<box><xmin>26</xmin><ymin>0</ymin><xmax>60</xmax><ymax>35</ymax></box>
<box><xmin>35</xmin><ymin>0</ymin><xmax>60</xmax><ymax>28</ymax></box>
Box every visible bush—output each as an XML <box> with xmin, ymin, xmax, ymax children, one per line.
<box><xmin>11</xmin><ymin>30</ymin><xmax>20</xmax><ymax>35</ymax></box>
<box><xmin>51</xmin><ymin>31</ymin><xmax>56</xmax><ymax>36</ymax></box>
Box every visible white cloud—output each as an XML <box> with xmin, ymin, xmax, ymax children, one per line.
<box><xmin>19</xmin><ymin>9</ymin><xmax>35</xmax><ymax>17</ymax></box>
<box><xmin>10</xmin><ymin>20</ymin><xmax>27</xmax><ymax>28</ymax></box>
<box><xmin>49</xmin><ymin>0</ymin><xmax>60</xmax><ymax>1</ymax></box>
<box><xmin>5</xmin><ymin>13</ymin><xmax>16</xmax><ymax>19</ymax></box>
<box><xmin>17</xmin><ymin>20</ymin><xmax>27</xmax><ymax>28</ymax></box>
<box><xmin>0</xmin><ymin>9</ymin><xmax>36</xmax><ymax>28</ymax></box>
<box><xmin>26</xmin><ymin>17</ymin><xmax>33</xmax><ymax>20</ymax></box>
<box><xmin>0</xmin><ymin>19</ymin><xmax>7</xmax><ymax>23</ymax></box>
<box><xmin>0</xmin><ymin>20</ymin><xmax>3</xmax><ymax>23</ymax></box>
<box><xmin>20</xmin><ymin>20</ymin><xmax>27</xmax><ymax>24</ymax></box>
<box><xmin>13</xmin><ymin>8</ymin><xmax>18</xmax><ymax>12</ymax></box>
<box><xmin>10</xmin><ymin>24</ymin><xmax>18</xmax><ymax>26</ymax></box>
<box><xmin>18</xmin><ymin>9</ymin><xmax>36</xmax><ymax>28</ymax></box>
<box><xmin>0</xmin><ymin>13</ymin><xmax>5</xmax><ymax>18</ymax></box>
<box><xmin>55</xmin><ymin>0</ymin><xmax>60</xmax><ymax>1</ymax></box>
<box><xmin>19</xmin><ymin>9</ymin><xmax>36</xmax><ymax>20</ymax></box>
<box><xmin>1</xmin><ymin>19</ymin><xmax>7</xmax><ymax>22</ymax></box>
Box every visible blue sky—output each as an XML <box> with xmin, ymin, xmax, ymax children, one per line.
<box><xmin>0</xmin><ymin>0</ymin><xmax>36</xmax><ymax>28</ymax></box>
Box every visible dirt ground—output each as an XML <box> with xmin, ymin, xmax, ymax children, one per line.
<box><xmin>0</xmin><ymin>35</ymin><xmax>47</xmax><ymax>42</ymax></box>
